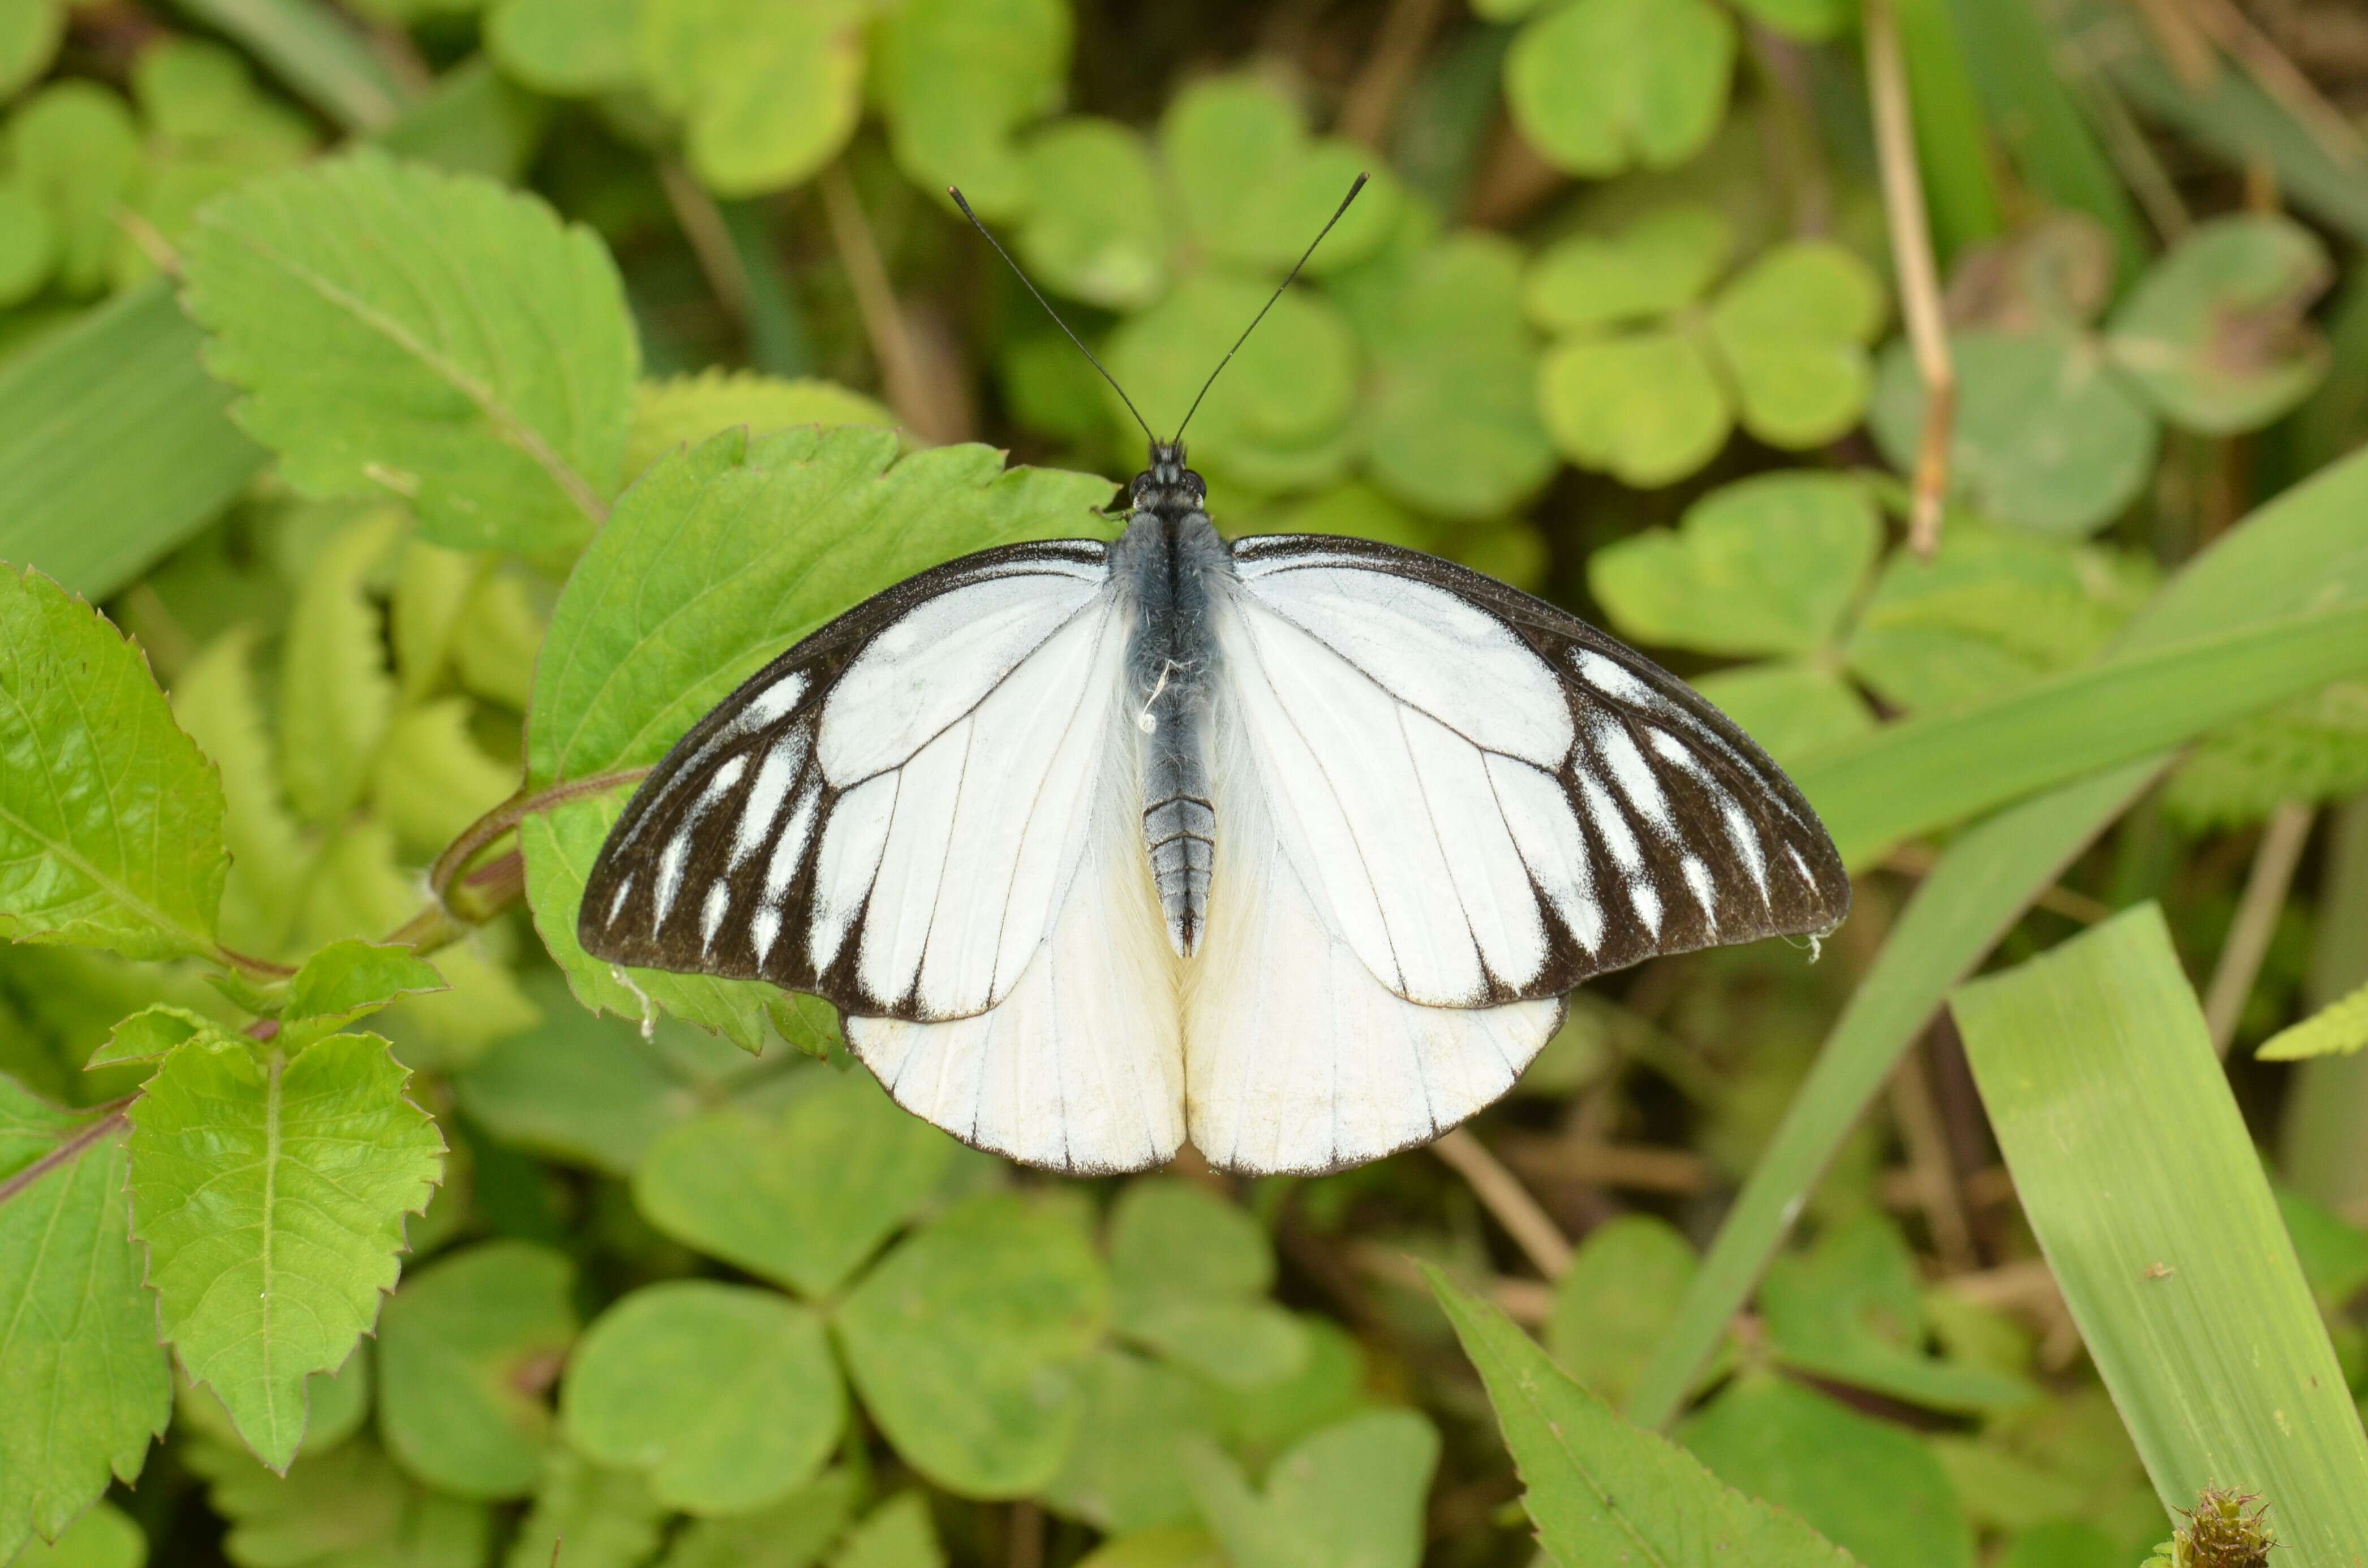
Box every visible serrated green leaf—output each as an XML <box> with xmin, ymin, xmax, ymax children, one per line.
<box><xmin>0</xmin><ymin>567</ymin><xmax>229</xmax><ymax>962</ymax></box>
<box><xmin>278</xmin><ymin>511</ymin><xmax>401</xmax><ymax>825</ymax></box>
<box><xmin>1505</xmin><ymin>0</ymin><xmax>1735</xmax><ymax>176</ymax></box>
<box><xmin>660</xmin><ymin>1470</ymin><xmax>857</xmax><ymax>1568</ymax></box>
<box><xmin>170</xmin><ymin>628</ymin><xmax>307</xmax><ymax>955</ymax></box>
<box><xmin>1107</xmin><ymin>1179</ymin><xmax>1306</xmax><ymax>1388</ymax></box>
<box><xmin>1181</xmin><ymin>1410</ymin><xmax>1437</xmax><ymax>1568</ymax></box>
<box><xmin>1545</xmin><ymin>1214</ymin><xmax>1697</xmax><ymax>1407</ymax></box>
<box><xmin>1426</xmin><ymin>1266</ymin><xmax>1860</xmax><ymax>1568</ymax></box>
<box><xmin>390</xmin><ymin>538</ymin><xmax>481</xmax><ymax>703</ymax></box>
<box><xmin>1045</xmin><ymin>1350</ymin><xmax>1222</xmax><ymax>1532</ymax></box>
<box><xmin>1537</xmin><ymin>328</ymin><xmax>1729</xmax><ymax>486</ymax></box>
<box><xmin>1871</xmin><ymin>329</ymin><xmax>2155</xmax><ymax>537</ymax></box>
<box><xmin>639</xmin><ymin>0</ymin><xmax>862</xmax><ymax>196</ymax></box>
<box><xmin>1523</xmin><ymin>205</ymin><xmax>1731</xmax><ymax>334</ymax></box>
<box><xmin>499</xmin><ymin>1449</ymin><xmax>666</xmax><ymax>1568</ymax></box>
<box><xmin>1708</xmin><ymin>243</ymin><xmax>1885</xmax><ymax>449</ymax></box>
<box><xmin>835</xmin><ymin>1193</ymin><xmax>1108</xmax><ymax>1498</ymax></box>
<box><xmin>126</xmin><ymin>1032</ymin><xmax>445</xmax><ymax>1470</ymax></box>
<box><xmin>530</xmin><ymin>426</ymin><xmax>1114</xmax><ymax>792</ymax></box>
<box><xmin>370</xmin><ymin>699</ymin><xmax>518</xmax><ymax>858</ymax></box>
<box><xmin>449</xmin><ymin>569</ymin><xmax>544</xmax><ymax>713</ymax></box>
<box><xmin>878</xmin><ymin>0</ymin><xmax>1069</xmax><ymax>221</ymax></box>
<box><xmin>376</xmin><ymin>1240</ymin><xmax>575</xmax><ymax>1500</ymax></box>
<box><xmin>563</xmin><ymin>1280</ymin><xmax>844</xmax><ymax>1515</ymax></box>
<box><xmin>1679</xmin><ymin>1375</ymin><xmax>1973</xmax><ymax>1568</ymax></box>
<box><xmin>1106</xmin><ymin>274</ymin><xmax>1358</xmax><ymax>477</ymax></box>
<box><xmin>1352</xmin><ymin>233</ymin><xmax>1554</xmax><ymax>519</ymax></box>
<box><xmin>7</xmin><ymin>83</ymin><xmax>141</xmax><ymax>298</ymax></box>
<box><xmin>0</xmin><ymin>182</ymin><xmax>54</xmax><ymax>307</ymax></box>
<box><xmin>2259</xmin><ymin>979</ymin><xmax>2368</xmax><ymax>1062</ymax></box>
<box><xmin>1589</xmin><ymin>473</ymin><xmax>1880</xmax><ymax>657</ymax></box>
<box><xmin>1161</xmin><ymin>77</ymin><xmax>1399</xmax><ymax>278</ymax></box>
<box><xmin>625</xmin><ymin>371</ymin><xmax>896</xmax><ymax>482</ymax></box>
<box><xmin>487</xmin><ymin>0</ymin><xmax>641</xmax><ymax>94</ymax></box>
<box><xmin>181</xmin><ymin>150</ymin><xmax>639</xmax><ymax>553</ymax></box>
<box><xmin>2163</xmin><ymin>679</ymin><xmax>2368</xmax><ymax>831</ymax></box>
<box><xmin>8</xmin><ymin>1499</ymin><xmax>144</xmax><ymax>1568</ymax></box>
<box><xmin>1016</xmin><ymin>118</ymin><xmax>1171</xmax><ymax>311</ymax></box>
<box><xmin>0</xmin><ymin>1087</ymin><xmax>170</xmax><ymax>1563</ymax></box>
<box><xmin>833</xmin><ymin>1494</ymin><xmax>943</xmax><ymax>1568</ymax></box>
<box><xmin>635</xmin><ymin>1066</ymin><xmax>953</xmax><ymax>1296</ymax></box>
<box><xmin>176</xmin><ymin>1349</ymin><xmax>372</xmax><ymax>1462</ymax></box>
<box><xmin>0</xmin><ymin>0</ymin><xmax>63</xmax><ymax>100</ymax></box>
<box><xmin>2105</xmin><ymin>215</ymin><xmax>2332</xmax><ymax>435</ymax></box>
<box><xmin>87</xmin><ymin>1002</ymin><xmax>230</xmax><ymax>1068</ymax></box>
<box><xmin>186</xmin><ymin>1436</ymin><xmax>490</xmax><ymax>1568</ymax></box>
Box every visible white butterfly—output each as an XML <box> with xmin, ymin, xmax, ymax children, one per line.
<box><xmin>578</xmin><ymin>182</ymin><xmax>1849</xmax><ymax>1176</ymax></box>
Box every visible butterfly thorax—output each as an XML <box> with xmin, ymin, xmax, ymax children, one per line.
<box><xmin>1114</xmin><ymin>443</ymin><xmax>1227</xmax><ymax>958</ymax></box>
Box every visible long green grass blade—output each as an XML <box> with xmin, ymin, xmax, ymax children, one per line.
<box><xmin>1892</xmin><ymin>0</ymin><xmax>2003</xmax><ymax>261</ymax></box>
<box><xmin>166</xmin><ymin>0</ymin><xmax>411</xmax><ymax>132</ymax></box>
<box><xmin>0</xmin><ymin>285</ymin><xmax>266</xmax><ymax>599</ymax></box>
<box><xmin>1628</xmin><ymin>445</ymin><xmax>2368</xmax><ymax>1429</ymax></box>
<box><xmin>1797</xmin><ymin>601</ymin><xmax>2368</xmax><ymax>868</ymax></box>
<box><xmin>1952</xmin><ymin>906</ymin><xmax>2368</xmax><ymax>1564</ymax></box>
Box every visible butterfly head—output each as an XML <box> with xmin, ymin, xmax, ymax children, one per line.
<box><xmin>1131</xmin><ymin>442</ymin><xmax>1206</xmax><ymax>514</ymax></box>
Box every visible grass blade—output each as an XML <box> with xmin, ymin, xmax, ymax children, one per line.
<box><xmin>1952</xmin><ymin>906</ymin><xmax>2368</xmax><ymax>1563</ymax></box>
<box><xmin>0</xmin><ymin>284</ymin><xmax>265</xmax><ymax>599</ymax></box>
<box><xmin>166</xmin><ymin>0</ymin><xmax>412</xmax><ymax>133</ymax></box>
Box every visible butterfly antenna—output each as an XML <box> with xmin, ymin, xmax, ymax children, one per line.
<box><xmin>947</xmin><ymin>184</ymin><xmax>1157</xmax><ymax>447</ymax></box>
<box><xmin>1172</xmin><ymin>171</ymin><xmax>1368</xmax><ymax>445</ymax></box>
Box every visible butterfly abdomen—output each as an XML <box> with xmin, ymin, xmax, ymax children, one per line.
<box><xmin>1116</xmin><ymin>496</ymin><xmax>1229</xmax><ymax>958</ymax></box>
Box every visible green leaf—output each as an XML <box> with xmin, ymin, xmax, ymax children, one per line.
<box><xmin>1678</xmin><ymin>1375</ymin><xmax>1974</xmax><ymax>1568</ymax></box>
<box><xmin>0</xmin><ymin>1087</ymin><xmax>169</xmax><ymax>1563</ymax></box>
<box><xmin>375</xmin><ymin>1240</ymin><xmax>577</xmax><ymax>1500</ymax></box>
<box><xmin>277</xmin><ymin>510</ymin><xmax>401</xmax><ymax>825</ymax></box>
<box><xmin>562</xmin><ymin>1280</ymin><xmax>844</xmax><ymax>1515</ymax></box>
<box><xmin>2162</xmin><ymin>679</ymin><xmax>2368</xmax><ymax>831</ymax></box>
<box><xmin>634</xmin><ymin>1066</ymin><xmax>954</xmax><ymax>1296</ymax></box>
<box><xmin>0</xmin><ymin>0</ymin><xmax>63</xmax><ymax>100</ymax></box>
<box><xmin>186</xmin><ymin>1437</ymin><xmax>490</xmax><ymax>1568</ymax></box>
<box><xmin>1871</xmin><ymin>329</ymin><xmax>2156</xmax><ymax>537</ymax></box>
<box><xmin>660</xmin><ymin>1470</ymin><xmax>859</xmax><ymax>1568</ymax></box>
<box><xmin>1545</xmin><ymin>1215</ymin><xmax>1697</xmax><ymax>1408</ymax></box>
<box><xmin>125</xmin><ymin>1032</ymin><xmax>445</xmax><ymax>1471</ymax></box>
<box><xmin>170</xmin><ymin>628</ymin><xmax>307</xmax><ymax>955</ymax></box>
<box><xmin>1015</xmin><ymin>119</ymin><xmax>1172</xmax><ymax>311</ymax></box>
<box><xmin>1523</xmin><ymin>205</ymin><xmax>1731</xmax><ymax>335</ymax></box>
<box><xmin>1426</xmin><ymin>1266</ymin><xmax>1859</xmax><ymax>1568</ymax></box>
<box><xmin>625</xmin><ymin>371</ymin><xmax>896</xmax><ymax>483</ymax></box>
<box><xmin>877</xmin><ymin>0</ymin><xmax>1069</xmax><ymax>222</ymax></box>
<box><xmin>370</xmin><ymin>697</ymin><xmax>519</xmax><ymax>857</ymax></box>
<box><xmin>832</xmin><ymin>1494</ymin><xmax>943</xmax><ymax>1568</ymax></box>
<box><xmin>178</xmin><ymin>1350</ymin><xmax>373</xmax><ymax>1463</ymax></box>
<box><xmin>1504</xmin><ymin>0</ymin><xmax>1735</xmax><ymax>176</ymax></box>
<box><xmin>1183</xmin><ymin>1410</ymin><xmax>1438</xmax><ymax>1568</ymax></box>
<box><xmin>7</xmin><ymin>83</ymin><xmax>141</xmax><ymax>298</ymax></box>
<box><xmin>1160</xmin><ymin>77</ymin><xmax>1400</xmax><ymax>278</ymax></box>
<box><xmin>835</xmin><ymin>1192</ymin><xmax>1109</xmax><ymax>1498</ymax></box>
<box><xmin>181</xmin><ymin>150</ymin><xmax>639</xmax><ymax>554</ymax></box>
<box><xmin>87</xmin><ymin>1003</ymin><xmax>231</xmax><ymax>1068</ymax></box>
<box><xmin>449</xmin><ymin>570</ymin><xmax>544</xmax><ymax>712</ymax></box>
<box><xmin>1108</xmin><ymin>1179</ymin><xmax>1306</xmax><ymax>1388</ymax></box>
<box><xmin>2105</xmin><ymin>215</ymin><xmax>2332</xmax><ymax>435</ymax></box>
<box><xmin>2277</xmin><ymin>1186</ymin><xmax>2368</xmax><ymax>1309</ymax></box>
<box><xmin>501</xmin><ymin>1449</ymin><xmax>669</xmax><ymax>1568</ymax></box>
<box><xmin>1996</xmin><ymin>1523</ymin><xmax>2123</xmax><ymax>1568</ymax></box>
<box><xmin>1106</xmin><ymin>275</ymin><xmax>1358</xmax><ymax>482</ymax></box>
<box><xmin>486</xmin><ymin>0</ymin><xmax>641</xmax><ymax>94</ymax></box>
<box><xmin>1537</xmin><ymin>329</ymin><xmax>1728</xmax><ymax>486</ymax></box>
<box><xmin>528</xmin><ymin>427</ymin><xmax>1114</xmax><ymax>791</ymax></box>
<box><xmin>1044</xmin><ymin>1350</ymin><xmax>1221</xmax><ymax>1533</ymax></box>
<box><xmin>1587</xmin><ymin>473</ymin><xmax>1880</xmax><ymax>658</ymax></box>
<box><xmin>2259</xmin><ymin>979</ymin><xmax>2368</xmax><ymax>1061</ymax></box>
<box><xmin>7</xmin><ymin>1500</ymin><xmax>145</xmax><ymax>1568</ymax></box>
<box><xmin>1759</xmin><ymin>1214</ymin><xmax>2035</xmax><ymax>1414</ymax></box>
<box><xmin>1073</xmin><ymin>1530</ymin><xmax>1225</xmax><ymax>1568</ymax></box>
<box><xmin>1732</xmin><ymin>0</ymin><xmax>1851</xmax><ymax>40</ymax></box>
<box><xmin>639</xmin><ymin>0</ymin><xmax>862</xmax><ymax>197</ymax></box>
<box><xmin>1689</xmin><ymin>664</ymin><xmax>1876</xmax><ymax>768</ymax></box>
<box><xmin>1707</xmin><ymin>243</ymin><xmax>1886</xmax><ymax>449</ymax></box>
<box><xmin>0</xmin><ymin>567</ymin><xmax>228</xmax><ymax>962</ymax></box>
<box><xmin>1202</xmin><ymin>1315</ymin><xmax>1370</xmax><ymax>1467</ymax></box>
<box><xmin>1351</xmin><ymin>234</ymin><xmax>1555</xmax><ymax>519</ymax></box>
<box><xmin>1951</xmin><ymin>906</ymin><xmax>2368</xmax><ymax>1557</ymax></box>
<box><xmin>390</xmin><ymin>539</ymin><xmax>480</xmax><ymax>703</ymax></box>
<box><xmin>132</xmin><ymin>38</ymin><xmax>315</xmax><ymax>163</ymax></box>
<box><xmin>0</xmin><ymin>183</ymin><xmax>54</xmax><ymax>308</ymax></box>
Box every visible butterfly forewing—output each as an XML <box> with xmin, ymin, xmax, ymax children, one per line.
<box><xmin>578</xmin><ymin>540</ymin><xmax>1125</xmax><ymax>1023</ymax></box>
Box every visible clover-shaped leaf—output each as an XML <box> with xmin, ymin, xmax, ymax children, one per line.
<box><xmin>0</xmin><ymin>0</ymin><xmax>63</xmax><ymax>100</ymax></box>
<box><xmin>1160</xmin><ymin>77</ymin><xmax>1400</xmax><ymax>277</ymax></box>
<box><xmin>1505</xmin><ymin>0</ymin><xmax>1735</xmax><ymax>177</ymax></box>
<box><xmin>1016</xmin><ymin>118</ymin><xmax>1171</xmax><ymax>311</ymax></box>
<box><xmin>1690</xmin><ymin>663</ymin><xmax>1875</xmax><ymax>768</ymax></box>
<box><xmin>1538</xmin><ymin>329</ymin><xmax>1727</xmax><ymax>487</ymax></box>
<box><xmin>1708</xmin><ymin>242</ymin><xmax>1886</xmax><ymax>448</ymax></box>
<box><xmin>1872</xmin><ymin>328</ymin><xmax>2156</xmax><ymax>537</ymax></box>
<box><xmin>1108</xmin><ymin>1180</ymin><xmax>1307</xmax><ymax>1389</ymax></box>
<box><xmin>1524</xmin><ymin>204</ymin><xmax>1732</xmax><ymax>335</ymax></box>
<box><xmin>639</xmin><ymin>0</ymin><xmax>863</xmax><ymax>196</ymax></box>
<box><xmin>2105</xmin><ymin>214</ymin><xmax>2332</xmax><ymax>436</ymax></box>
<box><xmin>1183</xmin><ymin>1411</ymin><xmax>1438</xmax><ymax>1568</ymax></box>
<box><xmin>487</xmin><ymin>0</ymin><xmax>641</xmax><ymax>95</ymax></box>
<box><xmin>1588</xmin><ymin>472</ymin><xmax>1881</xmax><ymax>658</ymax></box>
<box><xmin>1545</xmin><ymin>1216</ymin><xmax>1700</xmax><ymax>1408</ymax></box>
<box><xmin>8</xmin><ymin>82</ymin><xmax>141</xmax><ymax>297</ymax></box>
<box><xmin>1045</xmin><ymin>1351</ymin><xmax>1222</xmax><ymax>1533</ymax></box>
<box><xmin>878</xmin><ymin>0</ymin><xmax>1069</xmax><ymax>222</ymax></box>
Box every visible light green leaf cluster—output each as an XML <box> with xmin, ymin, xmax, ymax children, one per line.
<box><xmin>1504</xmin><ymin>0</ymin><xmax>1737</xmax><ymax>178</ymax></box>
<box><xmin>1531</xmin><ymin>205</ymin><xmax>1888</xmax><ymax>485</ymax></box>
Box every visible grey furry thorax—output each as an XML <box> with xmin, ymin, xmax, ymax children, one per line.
<box><xmin>1110</xmin><ymin>442</ymin><xmax>1230</xmax><ymax>960</ymax></box>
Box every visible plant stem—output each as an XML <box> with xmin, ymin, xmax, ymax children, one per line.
<box><xmin>1432</xmin><ymin>1127</ymin><xmax>1573</xmax><ymax>1277</ymax></box>
<box><xmin>1864</xmin><ymin>0</ymin><xmax>1956</xmax><ymax>559</ymax></box>
<box><xmin>2204</xmin><ymin>800</ymin><xmax>2314</xmax><ymax>1056</ymax></box>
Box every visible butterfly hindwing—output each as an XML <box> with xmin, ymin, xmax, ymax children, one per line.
<box><xmin>578</xmin><ymin>539</ymin><xmax>1131</xmax><ymax>1024</ymax></box>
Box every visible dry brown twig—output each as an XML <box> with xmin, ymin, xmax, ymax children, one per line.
<box><xmin>820</xmin><ymin>163</ymin><xmax>966</xmax><ymax>445</ymax></box>
<box><xmin>2204</xmin><ymin>801</ymin><xmax>2316</xmax><ymax>1056</ymax></box>
<box><xmin>1432</xmin><ymin>1127</ymin><xmax>1574</xmax><ymax>1277</ymax></box>
<box><xmin>1339</xmin><ymin>0</ymin><xmax>1447</xmax><ymax>149</ymax></box>
<box><xmin>1864</xmin><ymin>0</ymin><xmax>1955</xmax><ymax>560</ymax></box>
